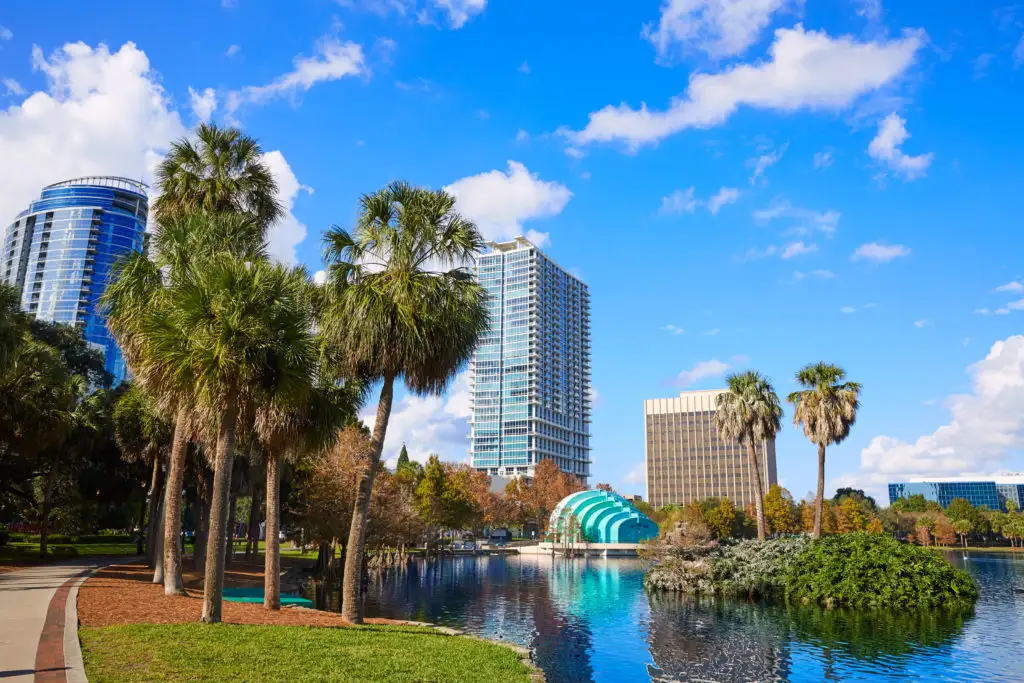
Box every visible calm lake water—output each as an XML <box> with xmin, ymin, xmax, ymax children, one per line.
<box><xmin>361</xmin><ymin>551</ymin><xmax>1024</xmax><ymax>682</ymax></box>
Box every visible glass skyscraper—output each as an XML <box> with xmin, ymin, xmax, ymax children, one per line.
<box><xmin>1</xmin><ymin>176</ymin><xmax>148</xmax><ymax>382</ymax></box>
<box><xmin>888</xmin><ymin>477</ymin><xmax>1024</xmax><ymax>512</ymax></box>
<box><xmin>470</xmin><ymin>237</ymin><xmax>592</xmax><ymax>481</ymax></box>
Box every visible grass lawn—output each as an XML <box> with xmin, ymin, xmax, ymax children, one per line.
<box><xmin>0</xmin><ymin>541</ymin><xmax>139</xmax><ymax>566</ymax></box>
<box><xmin>80</xmin><ymin>623</ymin><xmax>533</xmax><ymax>682</ymax></box>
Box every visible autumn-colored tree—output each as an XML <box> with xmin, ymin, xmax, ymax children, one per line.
<box><xmin>528</xmin><ymin>459</ymin><xmax>585</xmax><ymax>533</ymax></box>
<box><xmin>498</xmin><ymin>477</ymin><xmax>531</xmax><ymax>528</ymax></box>
<box><xmin>763</xmin><ymin>484</ymin><xmax>799</xmax><ymax>536</ymax></box>
<box><xmin>933</xmin><ymin>516</ymin><xmax>957</xmax><ymax>547</ymax></box>
<box><xmin>866</xmin><ymin>516</ymin><xmax>885</xmax><ymax>534</ymax></box>
<box><xmin>705</xmin><ymin>498</ymin><xmax>738</xmax><ymax>539</ymax></box>
<box><xmin>835</xmin><ymin>496</ymin><xmax>867</xmax><ymax>533</ymax></box>
<box><xmin>798</xmin><ymin>499</ymin><xmax>815</xmax><ymax>533</ymax></box>
<box><xmin>595</xmin><ymin>483</ymin><xmax>614</xmax><ymax>493</ymax></box>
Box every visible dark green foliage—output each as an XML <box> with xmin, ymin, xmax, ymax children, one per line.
<box><xmin>833</xmin><ymin>487</ymin><xmax>877</xmax><ymax>510</ymax></box>
<box><xmin>783</xmin><ymin>533</ymin><xmax>978</xmax><ymax>609</ymax></box>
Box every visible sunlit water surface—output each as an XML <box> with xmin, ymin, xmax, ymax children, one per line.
<box><xmin>358</xmin><ymin>551</ymin><xmax>1024</xmax><ymax>682</ymax></box>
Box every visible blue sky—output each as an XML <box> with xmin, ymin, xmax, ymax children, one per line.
<box><xmin>2</xmin><ymin>0</ymin><xmax>1024</xmax><ymax>502</ymax></box>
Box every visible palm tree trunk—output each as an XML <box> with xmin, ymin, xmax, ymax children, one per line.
<box><xmin>145</xmin><ymin>455</ymin><xmax>162</xmax><ymax>566</ymax></box>
<box><xmin>201</xmin><ymin>400</ymin><xmax>238</xmax><ymax>624</ymax></box>
<box><xmin>163</xmin><ymin>409</ymin><xmax>190</xmax><ymax>595</ymax></box>
<box><xmin>39</xmin><ymin>454</ymin><xmax>59</xmax><ymax>557</ymax></box>
<box><xmin>813</xmin><ymin>443</ymin><xmax>826</xmax><ymax>539</ymax></box>
<box><xmin>264</xmin><ymin>451</ymin><xmax>282</xmax><ymax>610</ymax></box>
<box><xmin>153</xmin><ymin>486</ymin><xmax>165</xmax><ymax>584</ymax></box>
<box><xmin>341</xmin><ymin>372</ymin><xmax>396</xmax><ymax>624</ymax></box>
<box><xmin>246</xmin><ymin>484</ymin><xmax>262</xmax><ymax>562</ymax></box>
<box><xmin>746</xmin><ymin>442</ymin><xmax>767</xmax><ymax>540</ymax></box>
<box><xmin>225</xmin><ymin>491</ymin><xmax>238</xmax><ymax>568</ymax></box>
<box><xmin>196</xmin><ymin>468</ymin><xmax>213</xmax><ymax>573</ymax></box>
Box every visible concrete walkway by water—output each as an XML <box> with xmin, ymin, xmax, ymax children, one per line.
<box><xmin>0</xmin><ymin>559</ymin><xmax>135</xmax><ymax>682</ymax></box>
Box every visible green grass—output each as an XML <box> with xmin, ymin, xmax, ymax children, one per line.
<box><xmin>0</xmin><ymin>541</ymin><xmax>139</xmax><ymax>566</ymax></box>
<box><xmin>80</xmin><ymin>623</ymin><xmax>533</xmax><ymax>682</ymax></box>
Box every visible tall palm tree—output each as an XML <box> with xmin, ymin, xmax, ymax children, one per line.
<box><xmin>714</xmin><ymin>371</ymin><xmax>783</xmax><ymax>541</ymax></box>
<box><xmin>787</xmin><ymin>362</ymin><xmax>862</xmax><ymax>538</ymax></box>
<box><xmin>321</xmin><ymin>181</ymin><xmax>489</xmax><ymax>624</ymax></box>
<box><xmin>154</xmin><ymin>122</ymin><xmax>282</xmax><ymax>229</ymax></box>
<box><xmin>135</xmin><ymin>254</ymin><xmax>315</xmax><ymax>623</ymax></box>
<box><xmin>0</xmin><ymin>283</ymin><xmax>26</xmax><ymax>371</ymax></box>
<box><xmin>104</xmin><ymin>210</ymin><xmax>267</xmax><ymax>595</ymax></box>
<box><xmin>255</xmin><ymin>381</ymin><xmax>363</xmax><ymax>609</ymax></box>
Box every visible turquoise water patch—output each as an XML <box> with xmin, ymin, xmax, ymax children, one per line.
<box><xmin>222</xmin><ymin>586</ymin><xmax>312</xmax><ymax>607</ymax></box>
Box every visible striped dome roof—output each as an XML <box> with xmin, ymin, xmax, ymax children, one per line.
<box><xmin>547</xmin><ymin>490</ymin><xmax>659</xmax><ymax>544</ymax></box>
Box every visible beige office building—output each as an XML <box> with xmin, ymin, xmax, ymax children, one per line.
<box><xmin>644</xmin><ymin>389</ymin><xmax>777</xmax><ymax>509</ymax></box>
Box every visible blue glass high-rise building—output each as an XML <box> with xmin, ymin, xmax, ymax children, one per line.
<box><xmin>1</xmin><ymin>176</ymin><xmax>148</xmax><ymax>382</ymax></box>
<box><xmin>888</xmin><ymin>476</ymin><xmax>1024</xmax><ymax>512</ymax></box>
<box><xmin>469</xmin><ymin>237</ymin><xmax>592</xmax><ymax>481</ymax></box>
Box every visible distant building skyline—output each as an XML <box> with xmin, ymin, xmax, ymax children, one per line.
<box><xmin>888</xmin><ymin>476</ymin><xmax>1024</xmax><ymax>512</ymax></box>
<box><xmin>470</xmin><ymin>237</ymin><xmax>591</xmax><ymax>481</ymax></box>
<box><xmin>644</xmin><ymin>389</ymin><xmax>778</xmax><ymax>510</ymax></box>
<box><xmin>1</xmin><ymin>176</ymin><xmax>148</xmax><ymax>382</ymax></box>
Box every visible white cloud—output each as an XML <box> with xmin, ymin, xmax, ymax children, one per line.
<box><xmin>675</xmin><ymin>359</ymin><xmax>730</xmax><ymax>387</ymax></box>
<box><xmin>643</xmin><ymin>0</ymin><xmax>795</xmax><ymax>61</ymax></box>
<box><xmin>564</xmin><ymin>146</ymin><xmax>585</xmax><ymax>159</ymax></box>
<box><xmin>851</xmin><ymin>241</ymin><xmax>910</xmax><ymax>262</ymax></box>
<box><xmin>0</xmin><ymin>42</ymin><xmax>185</xmax><ymax>240</ymax></box>
<box><xmin>0</xmin><ymin>26</ymin><xmax>11</xmax><ymax>41</ymax></box>
<box><xmin>588</xmin><ymin>386</ymin><xmax>603</xmax><ymax>409</ymax></box>
<box><xmin>867</xmin><ymin>113</ymin><xmax>933</xmax><ymax>180</ymax></box>
<box><xmin>780</xmin><ymin>240</ymin><xmax>816</xmax><ymax>259</ymax></box>
<box><xmin>568</xmin><ymin>25</ymin><xmax>923</xmax><ymax>150</ymax></box>
<box><xmin>853</xmin><ymin>0</ymin><xmax>882</xmax><ymax>22</ymax></box>
<box><xmin>706</xmin><ymin>186</ymin><xmax>739</xmax><ymax>214</ymax></box>
<box><xmin>975</xmin><ymin>308</ymin><xmax>992</xmax><ymax>316</ymax></box>
<box><xmin>659</xmin><ymin>187</ymin><xmax>698</xmax><ymax>215</ymax></box>
<box><xmin>663</xmin><ymin>324</ymin><xmax>685</xmax><ymax>335</ymax></box>
<box><xmin>914</xmin><ymin>318</ymin><xmax>930</xmax><ymax>328</ymax></box>
<box><xmin>313</xmin><ymin>269</ymin><xmax>327</xmax><ymax>286</ymax></box>
<box><xmin>794</xmin><ymin>269</ymin><xmax>835</xmax><ymax>280</ymax></box>
<box><xmin>703</xmin><ymin>328</ymin><xmax>720</xmax><ymax>336</ymax></box>
<box><xmin>226</xmin><ymin>44</ymin><xmax>241</xmax><ymax>58</ymax></box>
<box><xmin>837</xmin><ymin>336</ymin><xmax>1024</xmax><ymax>499</ymax></box>
<box><xmin>518</xmin><ymin>61</ymin><xmax>530</xmax><ymax>74</ymax></box>
<box><xmin>362</xmin><ymin>371</ymin><xmax>472</xmax><ymax>466</ymax></box>
<box><xmin>188</xmin><ymin>86</ymin><xmax>217</xmax><ymax>122</ymax></box>
<box><xmin>515</xmin><ymin>129</ymin><xmax>530</xmax><ymax>143</ymax></box>
<box><xmin>995</xmin><ymin>281</ymin><xmax>1024</xmax><ymax>293</ymax></box>
<box><xmin>1014</xmin><ymin>34</ymin><xmax>1024</xmax><ymax>68</ymax></box>
<box><xmin>444</xmin><ymin>161</ymin><xmax>572</xmax><ymax>247</ymax></box>
<box><xmin>2</xmin><ymin>78</ymin><xmax>23</xmax><ymax>95</ymax></box>
<box><xmin>753</xmin><ymin>198</ymin><xmax>839</xmax><ymax>235</ymax></box>
<box><xmin>261</xmin><ymin>150</ymin><xmax>313</xmax><ymax>264</ymax></box>
<box><xmin>748</xmin><ymin>142</ymin><xmax>787</xmax><ymax>185</ymax></box>
<box><xmin>434</xmin><ymin>0</ymin><xmax>487</xmax><ymax>28</ymax></box>
<box><xmin>840</xmin><ymin>305</ymin><xmax>856</xmax><ymax>314</ymax></box>
<box><xmin>227</xmin><ymin>36</ymin><xmax>365</xmax><ymax>113</ymax></box>
<box><xmin>813</xmin><ymin>149</ymin><xmax>833</xmax><ymax>168</ymax></box>
<box><xmin>623</xmin><ymin>460</ymin><xmax>647</xmax><ymax>485</ymax></box>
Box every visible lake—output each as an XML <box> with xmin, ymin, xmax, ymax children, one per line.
<box><xmin>361</xmin><ymin>550</ymin><xmax>1024</xmax><ymax>682</ymax></box>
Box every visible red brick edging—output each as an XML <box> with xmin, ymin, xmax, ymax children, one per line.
<box><xmin>34</xmin><ymin>573</ymin><xmax>82</xmax><ymax>682</ymax></box>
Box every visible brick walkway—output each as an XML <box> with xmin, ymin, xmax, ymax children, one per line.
<box><xmin>0</xmin><ymin>561</ymin><xmax>116</xmax><ymax>682</ymax></box>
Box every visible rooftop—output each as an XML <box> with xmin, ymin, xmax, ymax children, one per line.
<box><xmin>43</xmin><ymin>176</ymin><xmax>148</xmax><ymax>195</ymax></box>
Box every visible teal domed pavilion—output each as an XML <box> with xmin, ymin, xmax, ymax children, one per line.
<box><xmin>547</xmin><ymin>490</ymin><xmax>659</xmax><ymax>544</ymax></box>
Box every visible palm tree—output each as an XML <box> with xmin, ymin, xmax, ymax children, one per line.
<box><xmin>134</xmin><ymin>254</ymin><xmax>315</xmax><ymax>623</ymax></box>
<box><xmin>787</xmin><ymin>362</ymin><xmax>861</xmax><ymax>538</ymax></box>
<box><xmin>154</xmin><ymin>122</ymin><xmax>282</xmax><ymax>228</ymax></box>
<box><xmin>714</xmin><ymin>371</ymin><xmax>783</xmax><ymax>540</ymax></box>
<box><xmin>0</xmin><ymin>283</ymin><xmax>26</xmax><ymax>371</ymax></box>
<box><xmin>255</xmin><ymin>382</ymin><xmax>363</xmax><ymax>609</ymax></box>
<box><xmin>321</xmin><ymin>181</ymin><xmax>489</xmax><ymax>623</ymax></box>
<box><xmin>104</xmin><ymin>210</ymin><xmax>267</xmax><ymax>595</ymax></box>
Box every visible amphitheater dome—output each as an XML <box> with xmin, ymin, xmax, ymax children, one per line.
<box><xmin>547</xmin><ymin>489</ymin><xmax>659</xmax><ymax>544</ymax></box>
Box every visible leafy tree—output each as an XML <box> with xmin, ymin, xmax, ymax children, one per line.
<box><xmin>866</xmin><ymin>517</ymin><xmax>885</xmax><ymax>534</ymax></box>
<box><xmin>714</xmin><ymin>371</ymin><xmax>783</xmax><ymax>540</ymax></box>
<box><xmin>833</xmin><ymin>487</ymin><xmax>877</xmax><ymax>510</ymax></box>
<box><xmin>705</xmin><ymin>498</ymin><xmax>739</xmax><ymax>539</ymax></box>
<box><xmin>787</xmin><ymin>363</ymin><xmax>861</xmax><ymax>538</ymax></box>
<box><xmin>835</xmin><ymin>497</ymin><xmax>867</xmax><ymax>533</ymax></box>
<box><xmin>596</xmin><ymin>483</ymin><xmax>614</xmax><ymax>492</ymax></box>
<box><xmin>396</xmin><ymin>445</ymin><xmax>410</xmax><ymax>469</ymax></box>
<box><xmin>952</xmin><ymin>518</ymin><xmax>973</xmax><ymax>547</ymax></box>
<box><xmin>528</xmin><ymin>459</ymin><xmax>586</xmax><ymax>533</ymax></box>
<box><xmin>0</xmin><ymin>283</ymin><xmax>27</xmax><ymax>371</ymax></box>
<box><xmin>763</xmin><ymin>484</ymin><xmax>798</xmax><ymax>536</ymax></box>
<box><xmin>321</xmin><ymin>182</ymin><xmax>489</xmax><ymax>624</ymax></box>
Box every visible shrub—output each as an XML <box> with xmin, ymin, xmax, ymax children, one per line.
<box><xmin>712</xmin><ymin>537</ymin><xmax>810</xmax><ymax>600</ymax></box>
<box><xmin>783</xmin><ymin>533</ymin><xmax>978</xmax><ymax>609</ymax></box>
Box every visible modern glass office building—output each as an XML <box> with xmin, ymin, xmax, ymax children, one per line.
<box><xmin>469</xmin><ymin>237</ymin><xmax>592</xmax><ymax>481</ymax></box>
<box><xmin>888</xmin><ymin>476</ymin><xmax>1024</xmax><ymax>511</ymax></box>
<box><xmin>1</xmin><ymin>176</ymin><xmax>148</xmax><ymax>382</ymax></box>
<box><xmin>645</xmin><ymin>389</ymin><xmax>778</xmax><ymax>509</ymax></box>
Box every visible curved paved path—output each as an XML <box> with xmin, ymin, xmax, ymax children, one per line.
<box><xmin>0</xmin><ymin>559</ymin><xmax>138</xmax><ymax>682</ymax></box>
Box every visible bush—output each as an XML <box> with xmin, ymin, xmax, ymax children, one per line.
<box><xmin>713</xmin><ymin>536</ymin><xmax>810</xmax><ymax>600</ymax></box>
<box><xmin>783</xmin><ymin>533</ymin><xmax>978</xmax><ymax>609</ymax></box>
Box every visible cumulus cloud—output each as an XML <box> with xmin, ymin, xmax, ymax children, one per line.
<box><xmin>748</xmin><ymin>142</ymin><xmax>787</xmax><ymax>185</ymax></box>
<box><xmin>868</xmin><ymin>113</ymin><xmax>933</xmax><ymax>180</ymax></box>
<box><xmin>313</xmin><ymin>269</ymin><xmax>327</xmax><ymax>285</ymax></box>
<box><xmin>643</xmin><ymin>0</ymin><xmax>796</xmax><ymax>61</ymax></box>
<box><xmin>836</xmin><ymin>336</ymin><xmax>1024</xmax><ymax>499</ymax></box>
<box><xmin>433</xmin><ymin>0</ymin><xmax>487</xmax><ymax>28</ymax></box>
<box><xmin>362</xmin><ymin>372</ymin><xmax>472</xmax><ymax>466</ymax></box>
<box><xmin>753</xmin><ymin>198</ymin><xmax>839</xmax><ymax>235</ymax></box>
<box><xmin>707</xmin><ymin>186</ymin><xmax>740</xmax><ymax>214</ymax></box>
<box><xmin>2</xmin><ymin>78</ymin><xmax>24</xmax><ymax>96</ymax></box>
<box><xmin>567</xmin><ymin>25</ymin><xmax>923</xmax><ymax>150</ymax></box>
<box><xmin>0</xmin><ymin>41</ymin><xmax>185</xmax><ymax>238</ymax></box>
<box><xmin>225</xmin><ymin>44</ymin><xmax>241</xmax><ymax>58</ymax></box>
<box><xmin>813</xmin><ymin>148</ymin><xmax>833</xmax><ymax>168</ymax></box>
<box><xmin>851</xmin><ymin>241</ymin><xmax>910</xmax><ymax>262</ymax></box>
<box><xmin>0</xmin><ymin>26</ymin><xmax>11</xmax><ymax>41</ymax></box>
<box><xmin>995</xmin><ymin>281</ymin><xmax>1024</xmax><ymax>293</ymax></box>
<box><xmin>260</xmin><ymin>150</ymin><xmax>314</xmax><ymax>264</ymax></box>
<box><xmin>674</xmin><ymin>359</ymin><xmax>730</xmax><ymax>387</ymax></box>
<box><xmin>188</xmin><ymin>86</ymin><xmax>217</xmax><ymax>122</ymax></box>
<box><xmin>226</xmin><ymin>36</ymin><xmax>366</xmax><ymax>113</ymax></box>
<box><xmin>659</xmin><ymin>187</ymin><xmax>698</xmax><ymax>215</ymax></box>
<box><xmin>444</xmin><ymin>161</ymin><xmax>572</xmax><ymax>247</ymax></box>
<box><xmin>780</xmin><ymin>240</ymin><xmax>816</xmax><ymax>259</ymax></box>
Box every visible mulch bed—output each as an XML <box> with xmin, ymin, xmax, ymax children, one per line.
<box><xmin>78</xmin><ymin>562</ymin><xmax>400</xmax><ymax>629</ymax></box>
